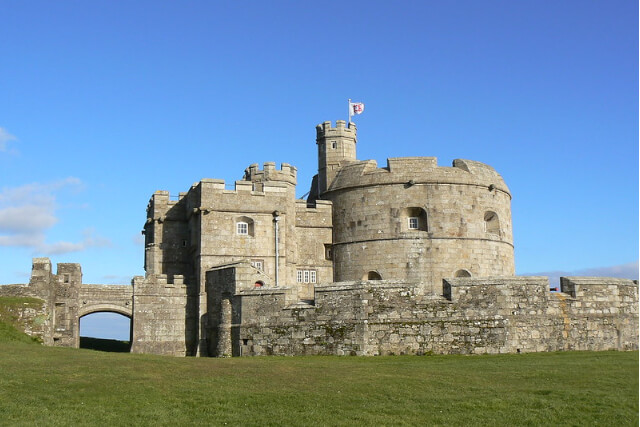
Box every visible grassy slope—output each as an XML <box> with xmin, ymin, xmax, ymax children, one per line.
<box><xmin>0</xmin><ymin>296</ymin><xmax>44</xmax><ymax>344</ymax></box>
<box><xmin>0</xmin><ymin>339</ymin><xmax>637</xmax><ymax>426</ymax></box>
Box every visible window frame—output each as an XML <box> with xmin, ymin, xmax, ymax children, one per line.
<box><xmin>408</xmin><ymin>217</ymin><xmax>419</xmax><ymax>230</ymax></box>
<box><xmin>236</xmin><ymin>221</ymin><xmax>248</xmax><ymax>235</ymax></box>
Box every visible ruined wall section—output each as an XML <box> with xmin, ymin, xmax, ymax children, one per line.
<box><xmin>0</xmin><ymin>280</ymin><xmax>50</xmax><ymax>344</ymax></box>
<box><xmin>209</xmin><ymin>275</ymin><xmax>637</xmax><ymax>357</ymax></box>
<box><xmin>324</xmin><ymin>157</ymin><xmax>514</xmax><ymax>288</ymax></box>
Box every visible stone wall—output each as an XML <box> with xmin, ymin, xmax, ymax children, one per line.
<box><xmin>206</xmin><ymin>268</ymin><xmax>638</xmax><ymax>357</ymax></box>
<box><xmin>0</xmin><ymin>285</ymin><xmax>50</xmax><ymax>343</ymax></box>
<box><xmin>0</xmin><ymin>258</ymin><xmax>133</xmax><ymax>348</ymax></box>
<box><xmin>131</xmin><ymin>274</ymin><xmax>197</xmax><ymax>356</ymax></box>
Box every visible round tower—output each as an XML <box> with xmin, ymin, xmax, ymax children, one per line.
<box><xmin>317</xmin><ymin>147</ymin><xmax>515</xmax><ymax>292</ymax></box>
<box><xmin>316</xmin><ymin>120</ymin><xmax>357</xmax><ymax>195</ymax></box>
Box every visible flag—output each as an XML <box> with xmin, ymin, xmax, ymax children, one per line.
<box><xmin>350</xmin><ymin>102</ymin><xmax>365</xmax><ymax>115</ymax></box>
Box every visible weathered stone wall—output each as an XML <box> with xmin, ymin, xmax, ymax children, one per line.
<box><xmin>131</xmin><ymin>274</ymin><xmax>196</xmax><ymax>356</ymax></box>
<box><xmin>0</xmin><ymin>258</ymin><xmax>133</xmax><ymax>348</ymax></box>
<box><xmin>207</xmin><ymin>270</ymin><xmax>638</xmax><ymax>357</ymax></box>
<box><xmin>0</xmin><ymin>286</ymin><xmax>50</xmax><ymax>343</ymax></box>
<box><xmin>294</xmin><ymin>199</ymin><xmax>333</xmax><ymax>295</ymax></box>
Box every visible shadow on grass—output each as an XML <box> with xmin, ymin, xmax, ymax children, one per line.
<box><xmin>80</xmin><ymin>336</ymin><xmax>131</xmax><ymax>353</ymax></box>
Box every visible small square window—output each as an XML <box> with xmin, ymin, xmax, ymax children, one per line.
<box><xmin>251</xmin><ymin>260</ymin><xmax>263</xmax><ymax>271</ymax></box>
<box><xmin>408</xmin><ymin>217</ymin><xmax>419</xmax><ymax>230</ymax></box>
<box><xmin>237</xmin><ymin>222</ymin><xmax>248</xmax><ymax>235</ymax></box>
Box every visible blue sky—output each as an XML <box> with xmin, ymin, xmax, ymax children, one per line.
<box><xmin>1</xmin><ymin>2</ymin><xmax>637</xmax><ymax>338</ymax></box>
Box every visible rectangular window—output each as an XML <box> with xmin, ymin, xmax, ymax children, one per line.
<box><xmin>297</xmin><ymin>269</ymin><xmax>317</xmax><ymax>284</ymax></box>
<box><xmin>324</xmin><ymin>244</ymin><xmax>332</xmax><ymax>260</ymax></box>
<box><xmin>237</xmin><ymin>222</ymin><xmax>248</xmax><ymax>235</ymax></box>
<box><xmin>251</xmin><ymin>260</ymin><xmax>263</xmax><ymax>271</ymax></box>
<box><xmin>408</xmin><ymin>217</ymin><xmax>419</xmax><ymax>230</ymax></box>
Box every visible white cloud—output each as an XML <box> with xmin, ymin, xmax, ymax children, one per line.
<box><xmin>0</xmin><ymin>179</ymin><xmax>110</xmax><ymax>254</ymax></box>
<box><xmin>0</xmin><ymin>127</ymin><xmax>17</xmax><ymax>152</ymax></box>
<box><xmin>524</xmin><ymin>260</ymin><xmax>639</xmax><ymax>286</ymax></box>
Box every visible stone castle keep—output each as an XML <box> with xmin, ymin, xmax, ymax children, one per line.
<box><xmin>2</xmin><ymin>120</ymin><xmax>638</xmax><ymax>356</ymax></box>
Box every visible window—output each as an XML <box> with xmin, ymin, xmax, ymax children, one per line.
<box><xmin>331</xmin><ymin>141</ymin><xmax>337</xmax><ymax>149</ymax></box>
<box><xmin>237</xmin><ymin>222</ymin><xmax>248</xmax><ymax>235</ymax></box>
<box><xmin>324</xmin><ymin>244</ymin><xmax>333</xmax><ymax>260</ymax></box>
<box><xmin>251</xmin><ymin>260</ymin><xmax>263</xmax><ymax>271</ymax></box>
<box><xmin>408</xmin><ymin>217</ymin><xmax>419</xmax><ymax>230</ymax></box>
<box><xmin>484</xmin><ymin>211</ymin><xmax>500</xmax><ymax>236</ymax></box>
<box><xmin>403</xmin><ymin>207</ymin><xmax>428</xmax><ymax>231</ymax></box>
<box><xmin>296</xmin><ymin>269</ymin><xmax>317</xmax><ymax>283</ymax></box>
<box><xmin>235</xmin><ymin>216</ymin><xmax>255</xmax><ymax>236</ymax></box>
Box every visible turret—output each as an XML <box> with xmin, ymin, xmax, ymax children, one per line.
<box><xmin>316</xmin><ymin>120</ymin><xmax>357</xmax><ymax>195</ymax></box>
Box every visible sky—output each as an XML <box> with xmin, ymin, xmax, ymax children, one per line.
<box><xmin>1</xmin><ymin>2</ymin><xmax>637</xmax><ymax>339</ymax></box>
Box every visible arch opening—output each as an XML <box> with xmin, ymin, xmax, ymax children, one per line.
<box><xmin>454</xmin><ymin>269</ymin><xmax>472</xmax><ymax>278</ymax></box>
<box><xmin>484</xmin><ymin>211</ymin><xmax>500</xmax><ymax>236</ymax></box>
<box><xmin>79</xmin><ymin>311</ymin><xmax>132</xmax><ymax>353</ymax></box>
<box><xmin>403</xmin><ymin>207</ymin><xmax>428</xmax><ymax>232</ymax></box>
<box><xmin>363</xmin><ymin>271</ymin><xmax>382</xmax><ymax>280</ymax></box>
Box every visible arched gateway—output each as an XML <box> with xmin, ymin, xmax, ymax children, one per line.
<box><xmin>1</xmin><ymin>258</ymin><xmax>135</xmax><ymax>348</ymax></box>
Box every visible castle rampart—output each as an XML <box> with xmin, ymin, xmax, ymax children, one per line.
<box><xmin>206</xmin><ymin>269</ymin><xmax>638</xmax><ymax>356</ymax></box>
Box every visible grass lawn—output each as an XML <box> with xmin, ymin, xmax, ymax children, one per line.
<box><xmin>0</xmin><ymin>336</ymin><xmax>637</xmax><ymax>426</ymax></box>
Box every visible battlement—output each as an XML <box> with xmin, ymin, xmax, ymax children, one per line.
<box><xmin>243</xmin><ymin>162</ymin><xmax>297</xmax><ymax>185</ymax></box>
<box><xmin>328</xmin><ymin>156</ymin><xmax>510</xmax><ymax>194</ymax></box>
<box><xmin>316</xmin><ymin>120</ymin><xmax>357</xmax><ymax>140</ymax></box>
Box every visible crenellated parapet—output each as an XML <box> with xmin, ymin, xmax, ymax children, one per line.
<box><xmin>316</xmin><ymin>120</ymin><xmax>357</xmax><ymax>140</ymax></box>
<box><xmin>328</xmin><ymin>157</ymin><xmax>510</xmax><ymax>196</ymax></box>
<box><xmin>244</xmin><ymin>162</ymin><xmax>297</xmax><ymax>185</ymax></box>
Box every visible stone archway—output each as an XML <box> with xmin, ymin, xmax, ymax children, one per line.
<box><xmin>78</xmin><ymin>305</ymin><xmax>133</xmax><ymax>352</ymax></box>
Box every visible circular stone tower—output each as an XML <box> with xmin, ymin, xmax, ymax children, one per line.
<box><xmin>315</xmin><ymin>120</ymin><xmax>515</xmax><ymax>291</ymax></box>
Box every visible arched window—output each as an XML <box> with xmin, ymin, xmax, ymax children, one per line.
<box><xmin>362</xmin><ymin>271</ymin><xmax>382</xmax><ymax>280</ymax></box>
<box><xmin>484</xmin><ymin>211</ymin><xmax>500</xmax><ymax>236</ymax></box>
<box><xmin>403</xmin><ymin>207</ymin><xmax>428</xmax><ymax>232</ymax></box>
<box><xmin>454</xmin><ymin>269</ymin><xmax>471</xmax><ymax>278</ymax></box>
<box><xmin>235</xmin><ymin>216</ymin><xmax>255</xmax><ymax>236</ymax></box>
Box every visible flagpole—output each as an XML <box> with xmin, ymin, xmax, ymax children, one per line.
<box><xmin>348</xmin><ymin>98</ymin><xmax>352</xmax><ymax>127</ymax></box>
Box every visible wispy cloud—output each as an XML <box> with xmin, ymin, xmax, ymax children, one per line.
<box><xmin>0</xmin><ymin>127</ymin><xmax>18</xmax><ymax>153</ymax></box>
<box><xmin>524</xmin><ymin>260</ymin><xmax>639</xmax><ymax>286</ymax></box>
<box><xmin>0</xmin><ymin>179</ymin><xmax>111</xmax><ymax>254</ymax></box>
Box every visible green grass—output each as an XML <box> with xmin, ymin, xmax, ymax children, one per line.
<box><xmin>0</xmin><ymin>296</ymin><xmax>44</xmax><ymax>344</ymax></box>
<box><xmin>0</xmin><ymin>338</ymin><xmax>637</xmax><ymax>426</ymax></box>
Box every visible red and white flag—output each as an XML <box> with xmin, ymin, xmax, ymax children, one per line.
<box><xmin>350</xmin><ymin>102</ymin><xmax>365</xmax><ymax>115</ymax></box>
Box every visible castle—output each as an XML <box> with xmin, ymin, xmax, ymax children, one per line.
<box><xmin>1</xmin><ymin>121</ymin><xmax>637</xmax><ymax>356</ymax></box>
